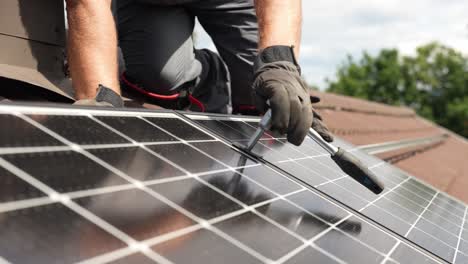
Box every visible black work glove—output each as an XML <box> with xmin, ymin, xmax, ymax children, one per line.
<box><xmin>74</xmin><ymin>85</ymin><xmax>124</xmax><ymax>108</ymax></box>
<box><xmin>310</xmin><ymin>96</ymin><xmax>334</xmax><ymax>143</ymax></box>
<box><xmin>253</xmin><ymin>46</ymin><xmax>333</xmax><ymax>145</ymax></box>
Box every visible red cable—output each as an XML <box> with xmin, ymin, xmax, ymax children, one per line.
<box><xmin>188</xmin><ymin>95</ymin><xmax>206</xmax><ymax>112</ymax></box>
<box><xmin>121</xmin><ymin>73</ymin><xmax>205</xmax><ymax>112</ymax></box>
<box><xmin>238</xmin><ymin>105</ymin><xmax>257</xmax><ymax>112</ymax></box>
<box><xmin>121</xmin><ymin>73</ymin><xmax>180</xmax><ymax>100</ymax></box>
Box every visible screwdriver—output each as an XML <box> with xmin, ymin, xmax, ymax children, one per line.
<box><xmin>237</xmin><ymin>109</ymin><xmax>385</xmax><ymax>194</ymax></box>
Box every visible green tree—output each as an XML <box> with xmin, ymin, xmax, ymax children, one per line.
<box><xmin>326</xmin><ymin>42</ymin><xmax>468</xmax><ymax>138</ymax></box>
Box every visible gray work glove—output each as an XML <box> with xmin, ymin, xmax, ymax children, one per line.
<box><xmin>74</xmin><ymin>85</ymin><xmax>124</xmax><ymax>108</ymax></box>
<box><xmin>312</xmin><ymin>108</ymin><xmax>334</xmax><ymax>143</ymax></box>
<box><xmin>253</xmin><ymin>46</ymin><xmax>333</xmax><ymax>145</ymax></box>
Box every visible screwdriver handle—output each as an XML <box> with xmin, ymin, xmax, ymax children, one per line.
<box><xmin>309</xmin><ymin>128</ymin><xmax>384</xmax><ymax>194</ymax></box>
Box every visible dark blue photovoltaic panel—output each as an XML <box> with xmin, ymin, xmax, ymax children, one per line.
<box><xmin>187</xmin><ymin>113</ymin><xmax>467</xmax><ymax>263</ymax></box>
<box><xmin>0</xmin><ymin>105</ymin><xmax>449</xmax><ymax>264</ymax></box>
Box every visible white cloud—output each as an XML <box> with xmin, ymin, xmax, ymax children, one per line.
<box><xmin>195</xmin><ymin>0</ymin><xmax>468</xmax><ymax>88</ymax></box>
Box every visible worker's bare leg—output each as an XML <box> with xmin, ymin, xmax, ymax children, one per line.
<box><xmin>66</xmin><ymin>0</ymin><xmax>120</xmax><ymax>99</ymax></box>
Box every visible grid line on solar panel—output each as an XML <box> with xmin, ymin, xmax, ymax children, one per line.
<box><xmin>0</xmin><ymin>157</ymin><xmax>168</xmax><ymax>263</ymax></box>
<box><xmin>188</xmin><ymin>175</ymin><xmax>399</xmax><ymax>264</ymax></box>
<box><xmin>77</xmin><ymin>181</ymin><xmax>411</xmax><ymax>264</ymax></box>
<box><xmin>0</xmin><ymin>109</ymin><xmax>310</xmax><ymax>262</ymax></box>
<box><xmin>322</xmin><ymin>170</ymin><xmax>465</xmax><ymax>234</ymax></box>
<box><xmin>0</xmin><ymin>112</ymin><xmax>277</xmax><ymax>263</ymax></box>
<box><xmin>249</xmin><ymin>117</ymin><xmax>468</xmax><ymax>256</ymax></box>
<box><xmin>304</xmin><ymin>158</ymin><xmax>466</xmax><ymax>261</ymax></box>
<box><xmin>317</xmin><ymin>163</ymin><xmax>467</xmax><ymax>258</ymax></box>
<box><xmin>0</xmin><ymin>166</ymin><xmax>253</xmax><ymax>214</ymax></box>
<box><xmin>371</xmin><ymin>169</ymin><xmax>465</xmax><ymax>227</ymax></box>
<box><xmin>0</xmin><ymin>158</ymin><xmax>261</xmax><ymax>214</ymax></box>
<box><xmin>276</xmin><ymin>213</ymin><xmax>354</xmax><ymax>264</ymax></box>
<box><xmin>0</xmin><ymin>106</ymin><xmax>446</xmax><ymax>258</ymax></box>
<box><xmin>185</xmin><ymin>114</ymin><xmax>460</xmax><ymax>263</ymax></box>
<box><xmin>454</xmin><ymin>207</ymin><xmax>468</xmax><ymax>263</ymax></box>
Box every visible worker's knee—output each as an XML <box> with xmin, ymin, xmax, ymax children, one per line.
<box><xmin>126</xmin><ymin>63</ymin><xmax>196</xmax><ymax>95</ymax></box>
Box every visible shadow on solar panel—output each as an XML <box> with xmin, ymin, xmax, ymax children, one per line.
<box><xmin>0</xmin><ymin>104</ymin><xmax>461</xmax><ymax>264</ymax></box>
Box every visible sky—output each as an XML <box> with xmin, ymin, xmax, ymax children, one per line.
<box><xmin>194</xmin><ymin>0</ymin><xmax>468</xmax><ymax>89</ymax></box>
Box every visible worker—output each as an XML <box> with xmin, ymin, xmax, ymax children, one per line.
<box><xmin>66</xmin><ymin>0</ymin><xmax>333</xmax><ymax>146</ymax></box>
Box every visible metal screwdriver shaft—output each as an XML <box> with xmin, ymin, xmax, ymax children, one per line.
<box><xmin>244</xmin><ymin>109</ymin><xmax>272</xmax><ymax>151</ymax></box>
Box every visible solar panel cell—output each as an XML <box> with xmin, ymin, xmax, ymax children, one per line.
<box><xmin>337</xmin><ymin>216</ymin><xmax>397</xmax><ymax>254</ymax></box>
<box><xmin>151</xmin><ymin>228</ymin><xmax>262</xmax><ymax>264</ymax></box>
<box><xmin>251</xmin><ymin>141</ymin><xmax>289</xmax><ymax>162</ymax></box>
<box><xmin>213</xmin><ymin>211</ymin><xmax>303</xmax><ymax>260</ymax></box>
<box><xmin>400</xmin><ymin>181</ymin><xmax>434</xmax><ymax>201</ymax></box>
<box><xmin>88</xmin><ymin>147</ymin><xmax>186</xmax><ymax>182</ymax></box>
<box><xmin>407</xmin><ymin>228</ymin><xmax>456</xmax><ymax>261</ymax></box>
<box><xmin>29</xmin><ymin>115</ymin><xmax>130</xmax><ymax>145</ymax></box>
<box><xmin>276</xmin><ymin>161</ymin><xmax>328</xmax><ymax>186</ymax></box>
<box><xmin>390</xmin><ymin>243</ymin><xmax>440</xmax><ymax>264</ymax></box>
<box><xmin>459</xmin><ymin>240</ymin><xmax>468</xmax><ymax>255</ymax></box>
<box><xmin>3</xmin><ymin>151</ymin><xmax>129</xmax><ymax>193</ymax></box>
<box><xmin>455</xmin><ymin>252</ymin><xmax>468</xmax><ymax>264</ymax></box>
<box><xmin>96</xmin><ymin>116</ymin><xmax>176</xmax><ymax>143</ymax></box>
<box><xmin>110</xmin><ymin>253</ymin><xmax>156</xmax><ymax>264</ymax></box>
<box><xmin>74</xmin><ymin>189</ymin><xmax>196</xmax><ymax>241</ymax></box>
<box><xmin>317</xmin><ymin>183</ymin><xmax>369</xmax><ymax>209</ymax></box>
<box><xmin>0</xmin><ymin>115</ymin><xmax>63</xmax><ymax>147</ymax></box>
<box><xmin>287</xmin><ymin>191</ymin><xmax>349</xmax><ymax>225</ymax></box>
<box><xmin>361</xmin><ymin>205</ymin><xmax>412</xmax><ymax>236</ymax></box>
<box><xmin>197</xmin><ymin>119</ymin><xmax>248</xmax><ymax>141</ymax></box>
<box><xmin>0</xmin><ymin>167</ymin><xmax>44</xmax><ymax>203</ymax></box>
<box><xmin>416</xmin><ymin>218</ymin><xmax>459</xmax><ymax>247</ymax></box>
<box><xmin>200</xmin><ymin>172</ymin><xmax>274</xmax><ymax>206</ymax></box>
<box><xmin>315</xmin><ymin>229</ymin><xmax>384</xmax><ymax>264</ymax></box>
<box><xmin>146</xmin><ymin>143</ymin><xmax>227</xmax><ymax>173</ymax></box>
<box><xmin>296</xmin><ymin>158</ymin><xmax>344</xmax><ymax>181</ymax></box>
<box><xmin>373</xmin><ymin>197</ymin><xmax>419</xmax><ymax>224</ymax></box>
<box><xmin>238</xmin><ymin>165</ymin><xmax>302</xmax><ymax>195</ymax></box>
<box><xmin>283</xmin><ymin>246</ymin><xmax>339</xmax><ymax>264</ymax></box>
<box><xmin>145</xmin><ymin>117</ymin><xmax>214</xmax><ymax>141</ymax></box>
<box><xmin>427</xmin><ymin>203</ymin><xmax>464</xmax><ymax>223</ymax></box>
<box><xmin>0</xmin><ymin>203</ymin><xmax>126</xmax><ymax>263</ymax></box>
<box><xmin>422</xmin><ymin>210</ymin><xmax>461</xmax><ymax>235</ymax></box>
<box><xmin>149</xmin><ymin>178</ymin><xmax>243</xmax><ymax>220</ymax></box>
<box><xmin>191</xmin><ymin>141</ymin><xmax>258</xmax><ymax>168</ymax></box>
<box><xmin>257</xmin><ymin>199</ymin><xmax>329</xmax><ymax>239</ymax></box>
<box><xmin>220</xmin><ymin>120</ymin><xmax>259</xmax><ymax>138</ymax></box>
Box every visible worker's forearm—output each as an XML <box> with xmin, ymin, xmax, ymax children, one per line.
<box><xmin>66</xmin><ymin>0</ymin><xmax>120</xmax><ymax>100</ymax></box>
<box><xmin>255</xmin><ymin>0</ymin><xmax>302</xmax><ymax>57</ymax></box>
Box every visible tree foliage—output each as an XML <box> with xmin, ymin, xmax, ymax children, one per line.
<box><xmin>327</xmin><ymin>42</ymin><xmax>468</xmax><ymax>138</ymax></box>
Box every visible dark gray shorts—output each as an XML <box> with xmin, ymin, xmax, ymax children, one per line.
<box><xmin>116</xmin><ymin>0</ymin><xmax>259</xmax><ymax>113</ymax></box>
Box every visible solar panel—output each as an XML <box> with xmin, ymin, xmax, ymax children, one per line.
<box><xmin>186</xmin><ymin>112</ymin><xmax>468</xmax><ymax>264</ymax></box>
<box><xmin>0</xmin><ymin>103</ymin><xmax>452</xmax><ymax>264</ymax></box>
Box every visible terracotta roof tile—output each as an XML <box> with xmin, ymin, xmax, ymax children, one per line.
<box><xmin>314</xmin><ymin>91</ymin><xmax>415</xmax><ymax>116</ymax></box>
